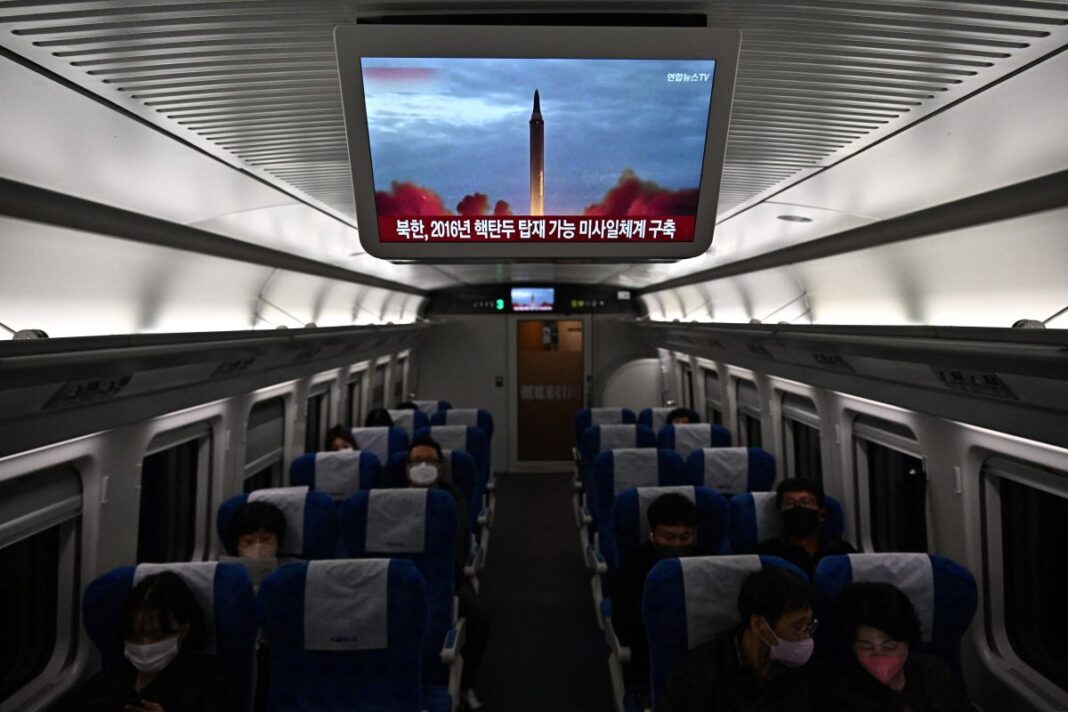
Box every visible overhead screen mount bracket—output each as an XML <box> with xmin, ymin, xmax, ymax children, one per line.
<box><xmin>335</xmin><ymin>21</ymin><xmax>740</xmax><ymax>263</ymax></box>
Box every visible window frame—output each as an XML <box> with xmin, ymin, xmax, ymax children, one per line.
<box><xmin>140</xmin><ymin>423</ymin><xmax>213</xmax><ymax>563</ymax></box>
<box><xmin>305</xmin><ymin>382</ymin><xmax>332</xmax><ymax>455</ymax></box>
<box><xmin>392</xmin><ymin>354</ymin><xmax>409</xmax><ymax>405</ymax></box>
<box><xmin>678</xmin><ymin>359</ymin><xmax>695</xmax><ymax>409</ymax></box>
<box><xmin>371</xmin><ymin>357</ymin><xmax>390</xmax><ymax>410</ymax></box>
<box><xmin>702</xmin><ymin>366</ymin><xmax>723</xmax><ymax>426</ymax></box>
<box><xmin>347</xmin><ymin>370</ymin><xmax>367</xmax><ymax>428</ymax></box>
<box><xmin>736</xmin><ymin>379</ymin><xmax>762</xmax><ymax>448</ymax></box>
<box><xmin>851</xmin><ymin>417</ymin><xmax>927</xmax><ymax>553</ymax></box>
<box><xmin>781</xmin><ymin>393</ymin><xmax>822</xmax><ymax>483</ymax></box>
<box><xmin>243</xmin><ymin>397</ymin><xmax>287</xmax><ymax>490</ymax></box>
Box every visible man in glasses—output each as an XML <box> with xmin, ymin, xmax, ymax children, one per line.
<box><xmin>659</xmin><ymin>568</ymin><xmax>819</xmax><ymax>711</ymax></box>
<box><xmin>757</xmin><ymin>478</ymin><xmax>855</xmax><ymax>580</ymax></box>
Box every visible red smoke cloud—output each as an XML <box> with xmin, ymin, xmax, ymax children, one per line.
<box><xmin>375</xmin><ymin>181</ymin><xmax>450</xmax><ymax>216</ymax></box>
<box><xmin>456</xmin><ymin>192</ymin><xmax>490</xmax><ymax>216</ymax></box>
<box><xmin>494</xmin><ymin>200</ymin><xmax>512</xmax><ymax>216</ymax></box>
<box><xmin>583</xmin><ymin>169</ymin><xmax>699</xmax><ymax>217</ymax></box>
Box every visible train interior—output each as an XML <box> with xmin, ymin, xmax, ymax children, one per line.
<box><xmin>1</xmin><ymin>3</ymin><xmax>1067</xmax><ymax>711</ymax></box>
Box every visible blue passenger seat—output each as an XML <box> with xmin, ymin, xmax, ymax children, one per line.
<box><xmin>288</xmin><ymin>450</ymin><xmax>383</xmax><ymax>500</ymax></box>
<box><xmin>430</xmin><ymin>408</ymin><xmax>494</xmax><ymax>444</ymax></box>
<box><xmin>656</xmin><ymin>423</ymin><xmax>732</xmax><ymax>460</ymax></box>
<box><xmin>256</xmin><ymin>559</ymin><xmax>429</xmax><ymax>711</ymax></box>
<box><xmin>338</xmin><ymin>489</ymin><xmax>463</xmax><ymax>707</ymax></box>
<box><xmin>728</xmin><ymin>491</ymin><xmax>845</xmax><ymax>555</ymax></box>
<box><xmin>813</xmin><ymin>553</ymin><xmax>978</xmax><ymax>672</ymax></box>
<box><xmin>413</xmin><ymin>399</ymin><xmax>452</xmax><ymax>417</ymax></box>
<box><xmin>387</xmin><ymin>408</ymin><xmax>430</xmax><ymax>436</ymax></box>
<box><xmin>83</xmin><ymin>562</ymin><xmax>257</xmax><ymax>712</ymax></box>
<box><xmin>351</xmin><ymin>426</ymin><xmax>410</xmax><ymax>466</ymax></box>
<box><xmin>642</xmin><ymin>555</ymin><xmax>808</xmax><ymax>707</ymax></box>
<box><xmin>637</xmin><ymin>407</ymin><xmax>701</xmax><ymax>431</ymax></box>
<box><xmin>217</xmin><ymin>486</ymin><xmax>338</xmax><ymax>560</ymax></box>
<box><xmin>685</xmin><ymin>447</ymin><xmax>776</xmax><ymax>496</ymax></box>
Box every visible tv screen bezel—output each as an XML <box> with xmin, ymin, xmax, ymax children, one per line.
<box><xmin>335</xmin><ymin>23</ymin><xmax>740</xmax><ymax>262</ymax></box>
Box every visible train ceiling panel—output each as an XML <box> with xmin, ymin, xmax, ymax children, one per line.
<box><xmin>2</xmin><ymin>1</ymin><xmax>1067</xmax><ymax>290</ymax></box>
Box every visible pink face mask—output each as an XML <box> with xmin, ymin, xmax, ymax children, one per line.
<box><xmin>858</xmin><ymin>652</ymin><xmax>908</xmax><ymax>686</ymax></box>
<box><xmin>763</xmin><ymin>619</ymin><xmax>815</xmax><ymax>667</ymax></box>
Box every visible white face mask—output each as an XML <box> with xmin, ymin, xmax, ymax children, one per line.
<box><xmin>238</xmin><ymin>541</ymin><xmax>278</xmax><ymax>560</ymax></box>
<box><xmin>408</xmin><ymin>462</ymin><xmax>439</xmax><ymax>486</ymax></box>
<box><xmin>124</xmin><ymin>635</ymin><xmax>181</xmax><ymax>674</ymax></box>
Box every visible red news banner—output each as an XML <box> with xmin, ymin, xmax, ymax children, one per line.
<box><xmin>378</xmin><ymin>215</ymin><xmax>696</xmax><ymax>242</ymax></box>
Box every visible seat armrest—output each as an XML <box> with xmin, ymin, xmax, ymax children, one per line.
<box><xmin>603</xmin><ymin>612</ymin><xmax>632</xmax><ymax>663</ymax></box>
<box><xmin>440</xmin><ymin>617</ymin><xmax>467</xmax><ymax>665</ymax></box>
<box><xmin>464</xmin><ymin>541</ymin><xmax>485</xmax><ymax>577</ymax></box>
<box><xmin>585</xmin><ymin>544</ymin><xmax>608</xmax><ymax>574</ymax></box>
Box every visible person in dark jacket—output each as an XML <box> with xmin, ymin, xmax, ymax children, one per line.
<box><xmin>827</xmin><ymin>582</ymin><xmax>974</xmax><ymax>712</ymax></box>
<box><xmin>756</xmin><ymin>478</ymin><xmax>855</xmax><ymax>579</ymax></box>
<box><xmin>364</xmin><ymin>407</ymin><xmax>393</xmax><ymax>427</ymax></box>
<box><xmin>658</xmin><ymin>567</ymin><xmax>818</xmax><ymax>712</ymax></box>
<box><xmin>614</xmin><ymin>493</ymin><xmax>699</xmax><ymax>706</ymax></box>
<box><xmin>81</xmin><ymin>571</ymin><xmax>228</xmax><ymax>712</ymax></box>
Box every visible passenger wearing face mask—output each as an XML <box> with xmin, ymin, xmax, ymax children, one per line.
<box><xmin>659</xmin><ymin>568</ymin><xmax>818</xmax><ymax>712</ymax></box>
<box><xmin>324</xmin><ymin>424</ymin><xmax>358</xmax><ymax>451</ymax></box>
<box><xmin>614</xmin><ymin>493</ymin><xmax>699</xmax><ymax>706</ymax></box>
<box><xmin>82</xmin><ymin>571</ymin><xmax>228</xmax><ymax>712</ymax></box>
<box><xmin>757</xmin><ymin>478</ymin><xmax>855</xmax><ymax>580</ymax></box>
<box><xmin>406</xmin><ymin>436</ymin><xmax>490</xmax><ymax>711</ymax></box>
<box><xmin>828</xmin><ymin>583</ymin><xmax>974</xmax><ymax>712</ymax></box>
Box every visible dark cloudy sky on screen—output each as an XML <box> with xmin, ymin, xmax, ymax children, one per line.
<box><xmin>361</xmin><ymin>57</ymin><xmax>716</xmax><ymax>215</ymax></box>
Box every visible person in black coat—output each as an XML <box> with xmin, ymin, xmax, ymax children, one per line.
<box><xmin>658</xmin><ymin>567</ymin><xmax>819</xmax><ymax>712</ymax></box>
<box><xmin>827</xmin><ymin>582</ymin><xmax>974</xmax><ymax>712</ymax></box>
<box><xmin>756</xmin><ymin>478</ymin><xmax>855</xmax><ymax>580</ymax></box>
<box><xmin>82</xmin><ymin>571</ymin><xmax>228</xmax><ymax>712</ymax></box>
<box><xmin>614</xmin><ymin>492</ymin><xmax>699</xmax><ymax>707</ymax></box>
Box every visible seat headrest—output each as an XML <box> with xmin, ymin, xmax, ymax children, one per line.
<box><xmin>413</xmin><ymin>399</ymin><xmax>445</xmax><ymax>415</ymax></box>
<box><xmin>591</xmin><ymin>407</ymin><xmax>625</xmax><ymax>425</ymax></box>
<box><xmin>133</xmin><ymin>562</ymin><xmax>219</xmax><ymax>652</ymax></box>
<box><xmin>366</xmin><ymin>489</ymin><xmax>428</xmax><ymax>554</ymax></box>
<box><xmin>848</xmin><ymin>553</ymin><xmax>935</xmax><ymax>640</ymax></box>
<box><xmin>314</xmin><ymin>450</ymin><xmax>363</xmax><ymax>500</ymax></box>
<box><xmin>680</xmin><ymin>555</ymin><xmax>763</xmax><ymax>648</ymax></box>
<box><xmin>304</xmin><ymin>559</ymin><xmax>391</xmax><ymax>651</ymax></box>
<box><xmin>600</xmin><ymin>424</ymin><xmax>640</xmax><ymax>450</ymax></box>
<box><xmin>428</xmin><ymin>425</ymin><xmax>468</xmax><ymax>451</ymax></box>
<box><xmin>637</xmin><ymin>486</ymin><xmax>696</xmax><ymax>542</ymax></box>
<box><xmin>352</xmin><ymin>427</ymin><xmax>390</xmax><ymax>462</ymax></box>
<box><xmin>700</xmin><ymin>447</ymin><xmax>749</xmax><ymax>495</ymax></box>
<box><xmin>611</xmin><ymin>449</ymin><xmax>664</xmax><ymax>495</ymax></box>
<box><xmin>248</xmin><ymin>486</ymin><xmax>310</xmax><ymax>556</ymax></box>
<box><xmin>669</xmin><ymin>424</ymin><xmax>715</xmax><ymax>459</ymax></box>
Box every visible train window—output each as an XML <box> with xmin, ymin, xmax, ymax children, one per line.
<box><xmin>138</xmin><ymin>426</ymin><xmax>211</xmax><ymax>563</ymax></box>
<box><xmin>679</xmin><ymin>361</ymin><xmax>695</xmax><ymax>409</ymax></box>
<box><xmin>737</xmin><ymin>380</ymin><xmax>762</xmax><ymax>448</ymax></box>
<box><xmin>304</xmin><ymin>386</ymin><xmax>331</xmax><ymax>454</ymax></box>
<box><xmin>703</xmin><ymin>368</ymin><xmax>723</xmax><ymax>426</ymax></box>
<box><xmin>989</xmin><ymin>460</ymin><xmax>1068</xmax><ymax>692</ymax></box>
<box><xmin>854</xmin><ymin>417</ymin><xmax>926</xmax><ymax>552</ymax></box>
<box><xmin>393</xmin><ymin>356</ymin><xmax>407</xmax><ymax>405</ymax></box>
<box><xmin>371</xmin><ymin>362</ymin><xmax>387</xmax><ymax>409</ymax></box>
<box><xmin>244</xmin><ymin>398</ymin><xmax>285</xmax><ymax>491</ymax></box>
<box><xmin>346</xmin><ymin>372</ymin><xmax>365</xmax><ymax>428</ymax></box>
<box><xmin>782</xmin><ymin>394</ymin><xmax>822</xmax><ymax>486</ymax></box>
<box><xmin>0</xmin><ymin>466</ymin><xmax>81</xmax><ymax>703</ymax></box>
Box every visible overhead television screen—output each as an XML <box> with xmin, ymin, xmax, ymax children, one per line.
<box><xmin>511</xmin><ymin>287</ymin><xmax>555</xmax><ymax>312</ymax></box>
<box><xmin>336</xmin><ymin>25</ymin><xmax>739</xmax><ymax>261</ymax></box>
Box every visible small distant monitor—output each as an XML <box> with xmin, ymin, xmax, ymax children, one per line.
<box><xmin>511</xmin><ymin>287</ymin><xmax>554</xmax><ymax>312</ymax></box>
<box><xmin>335</xmin><ymin>23</ymin><xmax>739</xmax><ymax>262</ymax></box>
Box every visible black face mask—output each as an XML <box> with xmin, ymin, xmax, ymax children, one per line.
<box><xmin>653</xmin><ymin>543</ymin><xmax>697</xmax><ymax>560</ymax></box>
<box><xmin>782</xmin><ymin>507</ymin><xmax>820</xmax><ymax>537</ymax></box>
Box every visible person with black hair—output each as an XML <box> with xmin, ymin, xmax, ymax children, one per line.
<box><xmin>230</xmin><ymin>501</ymin><xmax>286</xmax><ymax>561</ymax></box>
<box><xmin>324</xmin><ymin>424</ymin><xmax>358</xmax><ymax>451</ymax></box>
<box><xmin>665</xmin><ymin>408</ymin><xmax>696</xmax><ymax>425</ymax></box>
<box><xmin>405</xmin><ymin>436</ymin><xmax>490</xmax><ymax>711</ymax></box>
<box><xmin>659</xmin><ymin>567</ymin><xmax>818</xmax><ymax>712</ymax></box>
<box><xmin>614</xmin><ymin>493</ymin><xmax>699</xmax><ymax>705</ymax></box>
<box><xmin>364</xmin><ymin>407</ymin><xmax>394</xmax><ymax>427</ymax></box>
<box><xmin>82</xmin><ymin>571</ymin><xmax>229</xmax><ymax>711</ymax></box>
<box><xmin>757</xmin><ymin>478</ymin><xmax>855</xmax><ymax>580</ymax></box>
<box><xmin>395</xmin><ymin>400</ymin><xmax>419</xmax><ymax>410</ymax></box>
<box><xmin>827</xmin><ymin>582</ymin><xmax>973</xmax><ymax>712</ymax></box>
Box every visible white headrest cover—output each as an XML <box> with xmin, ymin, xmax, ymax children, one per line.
<box><xmin>314</xmin><ymin>450</ymin><xmax>362</xmax><ymax>500</ymax></box>
<box><xmin>673</xmin><ymin>424</ymin><xmax>712</xmax><ymax>459</ymax></box>
<box><xmin>432</xmin><ymin>425</ymin><xmax>467</xmax><ymax>451</ymax></box>
<box><xmin>366</xmin><ymin>489</ymin><xmax>428</xmax><ymax>554</ymax></box>
<box><xmin>387</xmin><ymin>410</ymin><xmax>415</xmax><ymax>435</ymax></box>
<box><xmin>751</xmin><ymin>491</ymin><xmax>779</xmax><ymax>542</ymax></box>
<box><xmin>600</xmin><ymin>424</ymin><xmax>637</xmax><ymax>451</ymax></box>
<box><xmin>681</xmin><ymin>555</ymin><xmax>762</xmax><ymax>649</ymax></box>
<box><xmin>249</xmin><ymin>486</ymin><xmax>309</xmax><ymax>556</ymax></box>
<box><xmin>445</xmin><ymin>409</ymin><xmax>478</xmax><ymax>426</ymax></box>
<box><xmin>703</xmin><ymin>448</ymin><xmax>749</xmax><ymax>495</ymax></box>
<box><xmin>849</xmin><ymin>554</ymin><xmax>935</xmax><ymax>642</ymax></box>
<box><xmin>304</xmin><ymin>559</ymin><xmax>390</xmax><ymax>651</ymax></box>
<box><xmin>134</xmin><ymin>562</ymin><xmax>218</xmax><ymax>653</ymax></box>
<box><xmin>612</xmin><ymin>449</ymin><xmax>661</xmax><ymax>495</ymax></box>
<box><xmin>637</xmin><ymin>486</ymin><xmax>696</xmax><ymax>543</ymax></box>
<box><xmin>413</xmin><ymin>399</ymin><xmax>439</xmax><ymax>415</ymax></box>
<box><xmin>352</xmin><ymin>427</ymin><xmax>389</xmax><ymax>464</ymax></box>
<box><xmin>591</xmin><ymin>408</ymin><xmax>624</xmax><ymax>425</ymax></box>
<box><xmin>648</xmin><ymin>407</ymin><xmax>674</xmax><ymax>432</ymax></box>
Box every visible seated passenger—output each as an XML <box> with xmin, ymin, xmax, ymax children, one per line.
<box><xmin>364</xmin><ymin>407</ymin><xmax>393</xmax><ymax>427</ymax></box>
<box><xmin>82</xmin><ymin>571</ymin><xmax>228</xmax><ymax>712</ymax></box>
<box><xmin>406</xmin><ymin>436</ymin><xmax>489</xmax><ymax>711</ymax></box>
<box><xmin>614</xmin><ymin>493</ymin><xmax>698</xmax><ymax>705</ymax></box>
<box><xmin>395</xmin><ymin>400</ymin><xmax>419</xmax><ymax>410</ymax></box>
<box><xmin>666</xmin><ymin>407</ymin><xmax>694</xmax><ymax>425</ymax></box>
<box><xmin>827</xmin><ymin>582</ymin><xmax>973</xmax><ymax>712</ymax></box>
<box><xmin>659</xmin><ymin>568</ymin><xmax>817</xmax><ymax>712</ymax></box>
<box><xmin>324</xmin><ymin>423</ymin><xmax>358</xmax><ymax>451</ymax></box>
<box><xmin>219</xmin><ymin>501</ymin><xmax>291</xmax><ymax>586</ymax></box>
<box><xmin>756</xmin><ymin>478</ymin><xmax>855</xmax><ymax>580</ymax></box>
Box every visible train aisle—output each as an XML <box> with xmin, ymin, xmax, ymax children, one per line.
<box><xmin>475</xmin><ymin>472</ymin><xmax>616</xmax><ymax>711</ymax></box>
